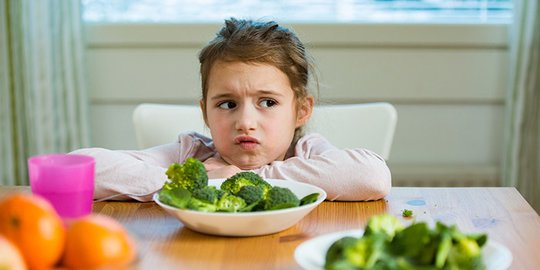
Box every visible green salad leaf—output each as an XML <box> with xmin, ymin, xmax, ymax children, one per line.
<box><xmin>300</xmin><ymin>193</ymin><xmax>320</xmax><ymax>206</ymax></box>
<box><xmin>158</xmin><ymin>187</ymin><xmax>191</xmax><ymax>209</ymax></box>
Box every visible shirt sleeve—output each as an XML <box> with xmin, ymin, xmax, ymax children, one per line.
<box><xmin>70</xmin><ymin>143</ymin><xmax>180</xmax><ymax>201</ymax></box>
<box><xmin>253</xmin><ymin>133</ymin><xmax>392</xmax><ymax>201</ymax></box>
<box><xmin>70</xmin><ymin>132</ymin><xmax>216</xmax><ymax>202</ymax></box>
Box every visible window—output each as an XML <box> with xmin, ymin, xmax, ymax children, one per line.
<box><xmin>82</xmin><ymin>0</ymin><xmax>512</xmax><ymax>24</ymax></box>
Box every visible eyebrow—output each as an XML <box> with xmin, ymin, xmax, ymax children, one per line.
<box><xmin>209</xmin><ymin>90</ymin><xmax>285</xmax><ymax>100</ymax></box>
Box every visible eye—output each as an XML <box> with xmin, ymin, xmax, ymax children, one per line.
<box><xmin>259</xmin><ymin>99</ymin><xmax>277</xmax><ymax>108</ymax></box>
<box><xmin>218</xmin><ymin>101</ymin><xmax>237</xmax><ymax>109</ymax></box>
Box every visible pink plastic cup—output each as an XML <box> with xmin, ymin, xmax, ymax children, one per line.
<box><xmin>28</xmin><ymin>154</ymin><xmax>95</xmax><ymax>219</ymax></box>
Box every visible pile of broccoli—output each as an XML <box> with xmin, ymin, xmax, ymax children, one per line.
<box><xmin>325</xmin><ymin>214</ymin><xmax>488</xmax><ymax>270</ymax></box>
<box><xmin>158</xmin><ymin>158</ymin><xmax>320</xmax><ymax>213</ymax></box>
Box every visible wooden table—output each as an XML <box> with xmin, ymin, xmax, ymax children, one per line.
<box><xmin>1</xmin><ymin>186</ymin><xmax>539</xmax><ymax>270</ymax></box>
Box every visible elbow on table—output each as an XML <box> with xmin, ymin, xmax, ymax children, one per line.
<box><xmin>368</xmin><ymin>161</ymin><xmax>392</xmax><ymax>200</ymax></box>
<box><xmin>342</xmin><ymin>149</ymin><xmax>392</xmax><ymax>201</ymax></box>
<box><xmin>350</xmin><ymin>163</ymin><xmax>392</xmax><ymax>201</ymax></box>
<box><xmin>325</xmin><ymin>168</ymin><xmax>391</xmax><ymax>201</ymax></box>
<box><xmin>369</xmin><ymin>172</ymin><xmax>392</xmax><ymax>200</ymax></box>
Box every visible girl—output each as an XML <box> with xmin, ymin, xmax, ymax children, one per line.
<box><xmin>73</xmin><ymin>18</ymin><xmax>391</xmax><ymax>201</ymax></box>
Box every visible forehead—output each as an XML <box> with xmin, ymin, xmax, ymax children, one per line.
<box><xmin>207</xmin><ymin>61</ymin><xmax>291</xmax><ymax>89</ymax></box>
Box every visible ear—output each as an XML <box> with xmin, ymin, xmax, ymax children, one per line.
<box><xmin>200</xmin><ymin>99</ymin><xmax>209</xmax><ymax>126</ymax></box>
<box><xmin>295</xmin><ymin>95</ymin><xmax>314</xmax><ymax>128</ymax></box>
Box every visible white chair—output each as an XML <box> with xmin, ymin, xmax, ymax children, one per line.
<box><xmin>133</xmin><ymin>102</ymin><xmax>397</xmax><ymax>159</ymax></box>
<box><xmin>132</xmin><ymin>103</ymin><xmax>210</xmax><ymax>149</ymax></box>
<box><xmin>306</xmin><ymin>103</ymin><xmax>397</xmax><ymax>159</ymax></box>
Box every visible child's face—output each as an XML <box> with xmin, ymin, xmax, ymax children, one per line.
<box><xmin>202</xmin><ymin>61</ymin><xmax>312</xmax><ymax>170</ymax></box>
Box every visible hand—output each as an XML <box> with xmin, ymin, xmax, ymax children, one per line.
<box><xmin>203</xmin><ymin>157</ymin><xmax>242</xmax><ymax>179</ymax></box>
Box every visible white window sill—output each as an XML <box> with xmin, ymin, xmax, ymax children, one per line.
<box><xmin>85</xmin><ymin>23</ymin><xmax>509</xmax><ymax>48</ymax></box>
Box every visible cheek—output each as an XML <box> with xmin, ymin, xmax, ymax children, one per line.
<box><xmin>208</xmin><ymin>117</ymin><xmax>226</xmax><ymax>132</ymax></box>
<box><xmin>267</xmin><ymin>112</ymin><xmax>297</xmax><ymax>134</ymax></box>
<box><xmin>207</xmin><ymin>118</ymin><xmax>227</xmax><ymax>144</ymax></box>
<box><xmin>205</xmin><ymin>112</ymin><xmax>222</xmax><ymax>132</ymax></box>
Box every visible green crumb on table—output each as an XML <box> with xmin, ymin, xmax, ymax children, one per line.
<box><xmin>402</xmin><ymin>209</ymin><xmax>413</xmax><ymax>217</ymax></box>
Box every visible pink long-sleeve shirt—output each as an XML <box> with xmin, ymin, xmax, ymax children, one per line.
<box><xmin>72</xmin><ymin>132</ymin><xmax>391</xmax><ymax>202</ymax></box>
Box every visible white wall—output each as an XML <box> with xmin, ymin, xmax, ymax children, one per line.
<box><xmin>85</xmin><ymin>23</ymin><xmax>508</xmax><ymax>186</ymax></box>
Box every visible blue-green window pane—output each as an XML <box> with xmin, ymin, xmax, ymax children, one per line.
<box><xmin>82</xmin><ymin>0</ymin><xmax>512</xmax><ymax>23</ymax></box>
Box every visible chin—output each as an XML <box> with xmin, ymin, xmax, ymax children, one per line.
<box><xmin>237</xmin><ymin>164</ymin><xmax>261</xmax><ymax>170</ymax></box>
<box><xmin>231</xmin><ymin>159</ymin><xmax>267</xmax><ymax>170</ymax></box>
<box><xmin>224</xmin><ymin>154</ymin><xmax>277</xmax><ymax>170</ymax></box>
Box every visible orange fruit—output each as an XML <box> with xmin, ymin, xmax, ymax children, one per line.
<box><xmin>62</xmin><ymin>214</ymin><xmax>136</xmax><ymax>269</ymax></box>
<box><xmin>0</xmin><ymin>193</ymin><xmax>65</xmax><ymax>269</ymax></box>
<box><xmin>0</xmin><ymin>235</ymin><xmax>27</xmax><ymax>270</ymax></box>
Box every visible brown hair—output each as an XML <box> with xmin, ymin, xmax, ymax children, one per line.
<box><xmin>198</xmin><ymin>18</ymin><xmax>316</xmax><ymax>142</ymax></box>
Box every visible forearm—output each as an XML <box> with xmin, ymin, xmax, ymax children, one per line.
<box><xmin>254</xmin><ymin>133</ymin><xmax>391</xmax><ymax>201</ymax></box>
<box><xmin>71</xmin><ymin>144</ymin><xmax>181</xmax><ymax>201</ymax></box>
<box><xmin>255</xmin><ymin>148</ymin><xmax>391</xmax><ymax>201</ymax></box>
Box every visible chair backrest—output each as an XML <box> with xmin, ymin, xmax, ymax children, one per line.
<box><xmin>133</xmin><ymin>102</ymin><xmax>397</xmax><ymax>159</ymax></box>
<box><xmin>306</xmin><ymin>103</ymin><xmax>397</xmax><ymax>159</ymax></box>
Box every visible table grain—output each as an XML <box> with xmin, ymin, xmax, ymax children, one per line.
<box><xmin>1</xmin><ymin>186</ymin><xmax>539</xmax><ymax>270</ymax></box>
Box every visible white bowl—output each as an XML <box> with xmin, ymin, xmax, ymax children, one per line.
<box><xmin>153</xmin><ymin>178</ymin><xmax>326</xmax><ymax>237</ymax></box>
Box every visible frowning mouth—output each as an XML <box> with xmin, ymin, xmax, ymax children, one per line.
<box><xmin>234</xmin><ymin>136</ymin><xmax>259</xmax><ymax>150</ymax></box>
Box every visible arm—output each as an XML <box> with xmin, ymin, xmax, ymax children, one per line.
<box><xmin>70</xmin><ymin>132</ymin><xmax>217</xmax><ymax>201</ymax></box>
<box><xmin>203</xmin><ymin>156</ymin><xmax>242</xmax><ymax>179</ymax></box>
<box><xmin>71</xmin><ymin>143</ymin><xmax>181</xmax><ymax>201</ymax></box>
<box><xmin>253</xmin><ymin>133</ymin><xmax>391</xmax><ymax>201</ymax></box>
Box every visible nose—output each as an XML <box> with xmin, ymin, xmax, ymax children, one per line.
<box><xmin>235</xmin><ymin>104</ymin><xmax>257</xmax><ymax>133</ymax></box>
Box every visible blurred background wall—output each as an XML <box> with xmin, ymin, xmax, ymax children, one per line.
<box><xmin>85</xmin><ymin>23</ymin><xmax>508</xmax><ymax>187</ymax></box>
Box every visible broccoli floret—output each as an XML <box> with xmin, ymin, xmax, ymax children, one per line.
<box><xmin>160</xmin><ymin>185</ymin><xmax>220</xmax><ymax>212</ymax></box>
<box><xmin>364</xmin><ymin>214</ymin><xmax>404</xmax><ymax>240</ymax></box>
<box><xmin>226</xmin><ymin>171</ymin><xmax>265</xmax><ymax>183</ymax></box>
<box><xmin>263</xmin><ymin>186</ymin><xmax>300</xmax><ymax>210</ymax></box>
<box><xmin>164</xmin><ymin>157</ymin><xmax>208</xmax><ymax>192</ymax></box>
<box><xmin>187</xmin><ymin>197</ymin><xmax>217</xmax><ymax>212</ymax></box>
<box><xmin>192</xmin><ymin>186</ymin><xmax>219</xmax><ymax>204</ymax></box>
<box><xmin>217</xmin><ymin>194</ymin><xmax>247</xmax><ymax>212</ymax></box>
<box><xmin>436</xmin><ymin>222</ymin><xmax>486</xmax><ymax>269</ymax></box>
<box><xmin>221</xmin><ymin>177</ymin><xmax>253</xmax><ymax>194</ymax></box>
<box><xmin>343</xmin><ymin>234</ymin><xmax>386</xmax><ymax>268</ymax></box>
<box><xmin>215</xmin><ymin>188</ymin><xmax>228</xmax><ymax>200</ymax></box>
<box><xmin>446</xmin><ymin>237</ymin><xmax>484</xmax><ymax>269</ymax></box>
<box><xmin>391</xmin><ymin>222</ymin><xmax>433</xmax><ymax>263</ymax></box>
<box><xmin>324</xmin><ymin>236</ymin><xmax>358</xmax><ymax>270</ymax></box>
<box><xmin>185</xmin><ymin>186</ymin><xmax>218</xmax><ymax>212</ymax></box>
<box><xmin>236</xmin><ymin>185</ymin><xmax>265</xmax><ymax>212</ymax></box>
<box><xmin>187</xmin><ymin>186</ymin><xmax>226</xmax><ymax>212</ymax></box>
<box><xmin>402</xmin><ymin>209</ymin><xmax>413</xmax><ymax>217</ymax></box>
<box><xmin>221</xmin><ymin>171</ymin><xmax>272</xmax><ymax>196</ymax></box>
<box><xmin>236</xmin><ymin>185</ymin><xmax>264</xmax><ymax>205</ymax></box>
